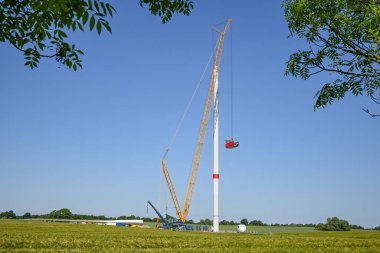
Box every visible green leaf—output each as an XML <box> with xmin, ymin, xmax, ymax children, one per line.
<box><xmin>103</xmin><ymin>21</ymin><xmax>112</xmax><ymax>34</ymax></box>
<box><xmin>100</xmin><ymin>2</ymin><xmax>107</xmax><ymax>16</ymax></box>
<box><xmin>58</xmin><ymin>30</ymin><xmax>67</xmax><ymax>39</ymax></box>
<box><xmin>106</xmin><ymin>3</ymin><xmax>113</xmax><ymax>16</ymax></box>
<box><xmin>96</xmin><ymin>20</ymin><xmax>102</xmax><ymax>34</ymax></box>
<box><xmin>82</xmin><ymin>11</ymin><xmax>89</xmax><ymax>25</ymax></box>
<box><xmin>94</xmin><ymin>0</ymin><xmax>100</xmax><ymax>12</ymax></box>
<box><xmin>89</xmin><ymin>15</ymin><xmax>95</xmax><ymax>31</ymax></box>
<box><xmin>77</xmin><ymin>22</ymin><xmax>84</xmax><ymax>31</ymax></box>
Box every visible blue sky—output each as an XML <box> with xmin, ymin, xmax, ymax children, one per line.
<box><xmin>0</xmin><ymin>1</ymin><xmax>379</xmax><ymax>228</ymax></box>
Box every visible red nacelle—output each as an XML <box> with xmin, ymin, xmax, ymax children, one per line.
<box><xmin>225</xmin><ymin>138</ymin><xmax>239</xmax><ymax>149</ymax></box>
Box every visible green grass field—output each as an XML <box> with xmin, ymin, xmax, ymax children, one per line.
<box><xmin>1</xmin><ymin>220</ymin><xmax>380</xmax><ymax>252</ymax></box>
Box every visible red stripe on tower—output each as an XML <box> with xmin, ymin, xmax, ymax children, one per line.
<box><xmin>213</xmin><ymin>174</ymin><xmax>219</xmax><ymax>179</ymax></box>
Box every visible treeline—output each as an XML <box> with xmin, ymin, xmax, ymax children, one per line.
<box><xmin>219</xmin><ymin>219</ymin><xmax>270</xmax><ymax>226</ymax></box>
<box><xmin>0</xmin><ymin>209</ymin><xmax>166</xmax><ymax>223</ymax></box>
<box><xmin>0</xmin><ymin>210</ymin><xmax>375</xmax><ymax>230</ymax></box>
<box><xmin>316</xmin><ymin>217</ymin><xmax>365</xmax><ymax>231</ymax></box>
<box><xmin>222</xmin><ymin>218</ymin><xmax>316</xmax><ymax>227</ymax></box>
<box><xmin>1</xmin><ymin>209</ymin><xmax>114</xmax><ymax>220</ymax></box>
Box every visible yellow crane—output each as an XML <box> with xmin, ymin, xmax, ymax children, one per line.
<box><xmin>162</xmin><ymin>19</ymin><xmax>232</xmax><ymax>222</ymax></box>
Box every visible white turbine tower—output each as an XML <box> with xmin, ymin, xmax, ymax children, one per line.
<box><xmin>213</xmin><ymin>65</ymin><xmax>220</xmax><ymax>232</ymax></box>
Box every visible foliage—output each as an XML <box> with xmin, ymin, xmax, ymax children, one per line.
<box><xmin>316</xmin><ymin>217</ymin><xmax>351</xmax><ymax>231</ymax></box>
<box><xmin>139</xmin><ymin>0</ymin><xmax>193</xmax><ymax>23</ymax></box>
<box><xmin>199</xmin><ymin>218</ymin><xmax>212</xmax><ymax>225</ymax></box>
<box><xmin>351</xmin><ymin>224</ymin><xmax>364</xmax><ymax>230</ymax></box>
<box><xmin>0</xmin><ymin>210</ymin><xmax>16</xmax><ymax>219</ymax></box>
<box><xmin>0</xmin><ymin>0</ymin><xmax>115</xmax><ymax>70</ymax></box>
<box><xmin>219</xmin><ymin>220</ymin><xmax>237</xmax><ymax>225</ymax></box>
<box><xmin>1</xmin><ymin>221</ymin><xmax>380</xmax><ymax>252</ymax></box>
<box><xmin>270</xmin><ymin>223</ymin><xmax>316</xmax><ymax>227</ymax></box>
<box><xmin>1</xmin><ymin>0</ymin><xmax>193</xmax><ymax>71</ymax></box>
<box><xmin>240</xmin><ymin>218</ymin><xmax>248</xmax><ymax>225</ymax></box>
<box><xmin>283</xmin><ymin>0</ymin><xmax>380</xmax><ymax>112</ymax></box>
<box><xmin>22</xmin><ymin>212</ymin><xmax>32</xmax><ymax>219</ymax></box>
<box><xmin>249</xmin><ymin>220</ymin><xmax>265</xmax><ymax>226</ymax></box>
<box><xmin>374</xmin><ymin>226</ymin><xmax>380</xmax><ymax>230</ymax></box>
<box><xmin>48</xmin><ymin>208</ymin><xmax>73</xmax><ymax>219</ymax></box>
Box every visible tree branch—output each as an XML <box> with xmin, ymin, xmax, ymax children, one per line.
<box><xmin>362</xmin><ymin>108</ymin><xmax>380</xmax><ymax>117</ymax></box>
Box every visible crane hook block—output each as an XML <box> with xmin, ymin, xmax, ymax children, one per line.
<box><xmin>225</xmin><ymin>138</ymin><xmax>239</xmax><ymax>149</ymax></box>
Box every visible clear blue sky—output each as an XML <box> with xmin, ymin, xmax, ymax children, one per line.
<box><xmin>1</xmin><ymin>1</ymin><xmax>379</xmax><ymax>228</ymax></box>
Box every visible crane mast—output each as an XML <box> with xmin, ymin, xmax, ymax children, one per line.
<box><xmin>162</xmin><ymin>19</ymin><xmax>232</xmax><ymax>223</ymax></box>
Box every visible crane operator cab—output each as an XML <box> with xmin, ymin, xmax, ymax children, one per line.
<box><xmin>225</xmin><ymin>138</ymin><xmax>239</xmax><ymax>149</ymax></box>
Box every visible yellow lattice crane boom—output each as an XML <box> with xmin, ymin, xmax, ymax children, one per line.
<box><xmin>162</xmin><ymin>19</ymin><xmax>232</xmax><ymax>222</ymax></box>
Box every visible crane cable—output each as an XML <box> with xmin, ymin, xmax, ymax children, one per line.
<box><xmin>163</xmin><ymin>41</ymin><xmax>219</xmax><ymax>160</ymax></box>
<box><xmin>230</xmin><ymin>23</ymin><xmax>234</xmax><ymax>138</ymax></box>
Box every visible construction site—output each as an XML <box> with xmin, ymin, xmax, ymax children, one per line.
<box><xmin>146</xmin><ymin>19</ymin><xmax>242</xmax><ymax>232</ymax></box>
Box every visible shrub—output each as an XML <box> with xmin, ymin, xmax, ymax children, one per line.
<box><xmin>316</xmin><ymin>217</ymin><xmax>350</xmax><ymax>231</ymax></box>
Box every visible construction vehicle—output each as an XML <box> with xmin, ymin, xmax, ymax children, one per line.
<box><xmin>161</xmin><ymin>20</ymin><xmax>236</xmax><ymax>232</ymax></box>
<box><xmin>147</xmin><ymin>201</ymin><xmax>193</xmax><ymax>230</ymax></box>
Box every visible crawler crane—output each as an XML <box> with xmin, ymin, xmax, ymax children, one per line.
<box><xmin>161</xmin><ymin>19</ymin><xmax>236</xmax><ymax>233</ymax></box>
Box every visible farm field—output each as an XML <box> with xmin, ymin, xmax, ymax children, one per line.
<box><xmin>1</xmin><ymin>220</ymin><xmax>380</xmax><ymax>253</ymax></box>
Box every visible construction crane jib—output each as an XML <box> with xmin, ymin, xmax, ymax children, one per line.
<box><xmin>162</xmin><ymin>19</ymin><xmax>232</xmax><ymax>224</ymax></box>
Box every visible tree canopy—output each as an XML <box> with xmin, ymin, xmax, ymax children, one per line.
<box><xmin>0</xmin><ymin>0</ymin><xmax>193</xmax><ymax>70</ymax></box>
<box><xmin>0</xmin><ymin>0</ymin><xmax>115</xmax><ymax>70</ymax></box>
<box><xmin>284</xmin><ymin>0</ymin><xmax>380</xmax><ymax>115</ymax></box>
<box><xmin>0</xmin><ymin>210</ymin><xmax>16</xmax><ymax>219</ymax></box>
<box><xmin>139</xmin><ymin>0</ymin><xmax>193</xmax><ymax>24</ymax></box>
<box><xmin>240</xmin><ymin>218</ymin><xmax>248</xmax><ymax>225</ymax></box>
<box><xmin>316</xmin><ymin>217</ymin><xmax>351</xmax><ymax>231</ymax></box>
<box><xmin>249</xmin><ymin>220</ymin><xmax>265</xmax><ymax>226</ymax></box>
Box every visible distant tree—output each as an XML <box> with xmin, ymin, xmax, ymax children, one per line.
<box><xmin>219</xmin><ymin>220</ymin><xmax>230</xmax><ymax>225</ymax></box>
<box><xmin>22</xmin><ymin>212</ymin><xmax>32</xmax><ymax>219</ymax></box>
<box><xmin>198</xmin><ymin>219</ymin><xmax>212</xmax><ymax>225</ymax></box>
<box><xmin>229</xmin><ymin>220</ymin><xmax>237</xmax><ymax>225</ymax></box>
<box><xmin>249</xmin><ymin>220</ymin><xmax>264</xmax><ymax>226</ymax></box>
<box><xmin>204</xmin><ymin>219</ymin><xmax>212</xmax><ymax>225</ymax></box>
<box><xmin>240</xmin><ymin>218</ymin><xmax>248</xmax><ymax>225</ymax></box>
<box><xmin>142</xmin><ymin>217</ymin><xmax>153</xmax><ymax>222</ymax></box>
<box><xmin>48</xmin><ymin>208</ymin><xmax>72</xmax><ymax>219</ymax></box>
<box><xmin>186</xmin><ymin>219</ymin><xmax>194</xmax><ymax>224</ymax></box>
<box><xmin>350</xmin><ymin>224</ymin><xmax>364</xmax><ymax>230</ymax></box>
<box><xmin>284</xmin><ymin>0</ymin><xmax>380</xmax><ymax>116</ymax></box>
<box><xmin>316</xmin><ymin>217</ymin><xmax>351</xmax><ymax>231</ymax></box>
<box><xmin>374</xmin><ymin>226</ymin><xmax>380</xmax><ymax>230</ymax></box>
<box><xmin>0</xmin><ymin>210</ymin><xmax>16</xmax><ymax>219</ymax></box>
